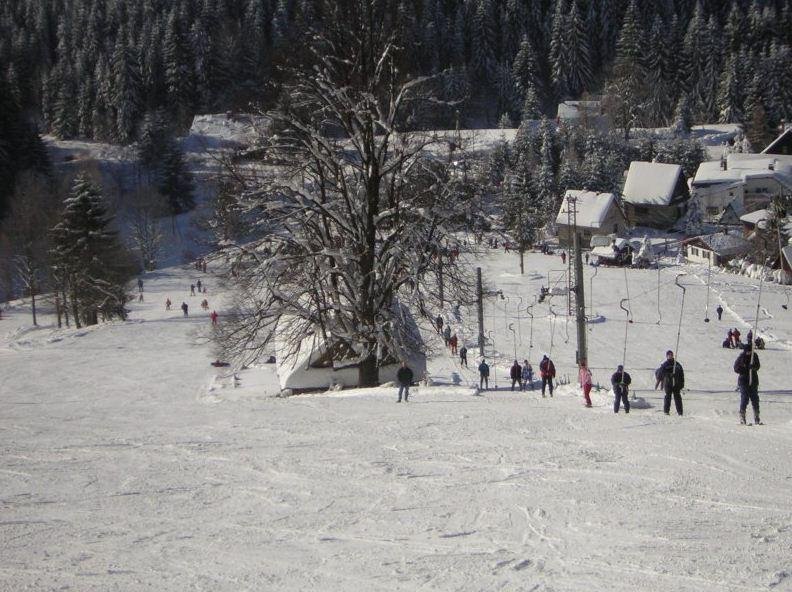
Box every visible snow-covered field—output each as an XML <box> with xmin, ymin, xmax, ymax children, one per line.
<box><xmin>2</xmin><ymin>245</ymin><xmax>791</xmax><ymax>591</ymax></box>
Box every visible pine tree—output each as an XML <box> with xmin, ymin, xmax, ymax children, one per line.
<box><xmin>671</xmin><ymin>95</ymin><xmax>693</xmax><ymax>137</ymax></box>
<box><xmin>471</xmin><ymin>0</ymin><xmax>496</xmax><ymax>84</ymax></box>
<box><xmin>564</xmin><ymin>0</ymin><xmax>592</xmax><ymax>97</ymax></box>
<box><xmin>159</xmin><ymin>142</ymin><xmax>195</xmax><ymax>218</ymax></box>
<box><xmin>164</xmin><ymin>8</ymin><xmax>196</xmax><ymax>129</ymax></box>
<box><xmin>512</xmin><ymin>36</ymin><xmax>542</xmax><ymax>106</ymax></box>
<box><xmin>111</xmin><ymin>29</ymin><xmax>143</xmax><ymax>144</ymax></box>
<box><xmin>603</xmin><ymin>0</ymin><xmax>646</xmax><ymax>138</ymax></box>
<box><xmin>549</xmin><ymin>0</ymin><xmax>569</xmax><ymax>97</ymax></box>
<box><xmin>50</xmin><ymin>175</ymin><xmax>135</xmax><ymax>327</ymax></box>
<box><xmin>716</xmin><ymin>53</ymin><xmax>743</xmax><ymax>124</ymax></box>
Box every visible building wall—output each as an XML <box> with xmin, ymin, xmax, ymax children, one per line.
<box><xmin>685</xmin><ymin>245</ymin><xmax>717</xmax><ymax>265</ymax></box>
<box><xmin>694</xmin><ymin>184</ymin><xmax>744</xmax><ymax>220</ymax></box>
<box><xmin>624</xmin><ymin>202</ymin><xmax>680</xmax><ymax>229</ymax></box>
<box><xmin>557</xmin><ymin>208</ymin><xmax>627</xmax><ymax>247</ymax></box>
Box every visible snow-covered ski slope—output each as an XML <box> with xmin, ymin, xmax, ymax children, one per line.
<box><xmin>2</xmin><ymin>246</ymin><xmax>791</xmax><ymax>592</ymax></box>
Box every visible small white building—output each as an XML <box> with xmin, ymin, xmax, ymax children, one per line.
<box><xmin>275</xmin><ymin>307</ymin><xmax>427</xmax><ymax>393</ymax></box>
<box><xmin>621</xmin><ymin>162</ymin><xmax>690</xmax><ymax>229</ymax></box>
<box><xmin>555</xmin><ymin>190</ymin><xmax>628</xmax><ymax>247</ymax></box>
<box><xmin>684</xmin><ymin>231</ymin><xmax>750</xmax><ymax>266</ymax></box>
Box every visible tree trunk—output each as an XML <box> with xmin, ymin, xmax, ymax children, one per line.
<box><xmin>70</xmin><ymin>287</ymin><xmax>81</xmax><ymax>329</ymax></box>
<box><xmin>520</xmin><ymin>249</ymin><xmax>524</xmax><ymax>275</ymax></box>
<box><xmin>358</xmin><ymin>353</ymin><xmax>379</xmax><ymax>387</ymax></box>
<box><xmin>31</xmin><ymin>291</ymin><xmax>37</xmax><ymax>326</ymax></box>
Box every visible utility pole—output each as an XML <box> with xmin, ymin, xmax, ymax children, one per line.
<box><xmin>477</xmin><ymin>267</ymin><xmax>485</xmax><ymax>355</ymax></box>
<box><xmin>574</xmin><ymin>228</ymin><xmax>588</xmax><ymax>367</ymax></box>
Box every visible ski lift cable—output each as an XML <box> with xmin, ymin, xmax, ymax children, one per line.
<box><xmin>750</xmin><ymin>258</ymin><xmax>772</xmax><ymax>386</ymax></box>
<box><xmin>619</xmin><ymin>298</ymin><xmax>631</xmax><ymax>369</ymax></box>
<box><xmin>656</xmin><ymin>264</ymin><xmax>662</xmax><ymax>325</ymax></box>
<box><xmin>673</xmin><ymin>273</ymin><xmax>687</xmax><ymax>389</ymax></box>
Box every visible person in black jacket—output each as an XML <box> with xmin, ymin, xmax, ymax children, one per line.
<box><xmin>734</xmin><ymin>346</ymin><xmax>761</xmax><ymax>424</ymax></box>
<box><xmin>509</xmin><ymin>360</ymin><xmax>522</xmax><ymax>391</ymax></box>
<box><xmin>656</xmin><ymin>350</ymin><xmax>684</xmax><ymax>415</ymax></box>
<box><xmin>396</xmin><ymin>361</ymin><xmax>414</xmax><ymax>403</ymax></box>
<box><xmin>611</xmin><ymin>364</ymin><xmax>632</xmax><ymax>414</ymax></box>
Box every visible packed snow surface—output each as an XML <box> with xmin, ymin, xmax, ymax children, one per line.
<box><xmin>2</xmin><ymin>247</ymin><xmax>792</xmax><ymax>591</ymax></box>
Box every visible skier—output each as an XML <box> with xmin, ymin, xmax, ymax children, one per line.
<box><xmin>181</xmin><ymin>302</ymin><xmax>189</xmax><ymax>317</ymax></box>
<box><xmin>585</xmin><ymin>252</ymin><xmax>590</xmax><ymax>265</ymax></box>
<box><xmin>459</xmin><ymin>346</ymin><xmax>468</xmax><ymax>367</ymax></box>
<box><xmin>716</xmin><ymin>304</ymin><xmax>723</xmax><ymax>320</ymax></box>
<box><xmin>521</xmin><ymin>360</ymin><xmax>533</xmax><ymax>390</ymax></box>
<box><xmin>561</xmin><ymin>251</ymin><xmax>566</xmax><ymax>265</ymax></box>
<box><xmin>449</xmin><ymin>333</ymin><xmax>458</xmax><ymax>355</ymax></box>
<box><xmin>656</xmin><ymin>350</ymin><xmax>684</xmax><ymax>416</ymax></box>
<box><xmin>165</xmin><ymin>298</ymin><xmax>172</xmax><ymax>310</ymax></box>
<box><xmin>137</xmin><ymin>278</ymin><xmax>144</xmax><ymax>293</ymax></box>
<box><xmin>190</xmin><ymin>284</ymin><xmax>196</xmax><ymax>296</ymax></box>
<box><xmin>732</xmin><ymin>328</ymin><xmax>741</xmax><ymax>348</ymax></box>
<box><xmin>611</xmin><ymin>365</ymin><xmax>632</xmax><ymax>414</ymax></box>
<box><xmin>478</xmin><ymin>359</ymin><xmax>490</xmax><ymax>390</ymax></box>
<box><xmin>746</xmin><ymin>329</ymin><xmax>753</xmax><ymax>348</ymax></box>
<box><xmin>539</xmin><ymin>354</ymin><xmax>555</xmax><ymax>398</ymax></box>
<box><xmin>509</xmin><ymin>360</ymin><xmax>522</xmax><ymax>391</ymax></box>
<box><xmin>579</xmin><ymin>365</ymin><xmax>593</xmax><ymax>407</ymax></box>
<box><xmin>210</xmin><ymin>310</ymin><xmax>219</xmax><ymax>325</ymax></box>
<box><xmin>396</xmin><ymin>361</ymin><xmax>414</xmax><ymax>403</ymax></box>
<box><xmin>201</xmin><ymin>298</ymin><xmax>209</xmax><ymax>311</ymax></box>
<box><xmin>138</xmin><ymin>292</ymin><xmax>144</xmax><ymax>302</ymax></box>
<box><xmin>435</xmin><ymin>315</ymin><xmax>444</xmax><ymax>334</ymax></box>
<box><xmin>443</xmin><ymin>324</ymin><xmax>451</xmax><ymax>346</ymax></box>
<box><xmin>734</xmin><ymin>346</ymin><xmax>761</xmax><ymax>425</ymax></box>
<box><xmin>197</xmin><ymin>279</ymin><xmax>202</xmax><ymax>292</ymax></box>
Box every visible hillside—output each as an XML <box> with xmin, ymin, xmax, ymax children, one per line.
<box><xmin>2</xmin><ymin>243</ymin><xmax>791</xmax><ymax>591</ymax></box>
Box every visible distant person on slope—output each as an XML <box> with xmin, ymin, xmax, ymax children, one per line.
<box><xmin>716</xmin><ymin>304</ymin><xmax>723</xmax><ymax>321</ymax></box>
<box><xmin>478</xmin><ymin>360</ymin><xmax>490</xmax><ymax>390</ymax></box>
<box><xmin>510</xmin><ymin>360</ymin><xmax>522</xmax><ymax>391</ymax></box>
<box><xmin>611</xmin><ymin>365</ymin><xmax>631</xmax><ymax>414</ymax></box>
<box><xmin>734</xmin><ymin>346</ymin><xmax>761</xmax><ymax>425</ymax></box>
<box><xmin>459</xmin><ymin>346</ymin><xmax>468</xmax><ymax>367</ymax></box>
<box><xmin>435</xmin><ymin>315</ymin><xmax>443</xmax><ymax>334</ymax></box>
<box><xmin>396</xmin><ymin>361</ymin><xmax>414</xmax><ymax>403</ymax></box>
<box><xmin>539</xmin><ymin>354</ymin><xmax>555</xmax><ymax>398</ymax></box>
<box><xmin>656</xmin><ymin>350</ymin><xmax>684</xmax><ymax>416</ymax></box>
<box><xmin>579</xmin><ymin>365</ymin><xmax>593</xmax><ymax>407</ymax></box>
<box><xmin>443</xmin><ymin>324</ymin><xmax>451</xmax><ymax>346</ymax></box>
<box><xmin>181</xmin><ymin>302</ymin><xmax>189</xmax><ymax>317</ymax></box>
<box><xmin>165</xmin><ymin>298</ymin><xmax>172</xmax><ymax>310</ymax></box>
<box><xmin>521</xmin><ymin>361</ymin><xmax>533</xmax><ymax>390</ymax></box>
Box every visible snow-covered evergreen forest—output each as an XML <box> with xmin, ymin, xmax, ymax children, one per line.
<box><xmin>3</xmin><ymin>0</ymin><xmax>792</xmax><ymax>146</ymax></box>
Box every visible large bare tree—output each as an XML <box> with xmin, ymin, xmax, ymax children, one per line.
<box><xmin>215</xmin><ymin>0</ymin><xmax>477</xmax><ymax>386</ymax></box>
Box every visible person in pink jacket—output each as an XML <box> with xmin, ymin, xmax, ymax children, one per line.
<box><xmin>579</xmin><ymin>365</ymin><xmax>593</xmax><ymax>407</ymax></box>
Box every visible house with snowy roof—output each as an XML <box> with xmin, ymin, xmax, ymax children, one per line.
<box><xmin>555</xmin><ymin>190</ymin><xmax>628</xmax><ymax>247</ymax></box>
<box><xmin>739</xmin><ymin>209</ymin><xmax>769</xmax><ymax>236</ymax></box>
<box><xmin>684</xmin><ymin>231</ymin><xmax>751</xmax><ymax>266</ymax></box>
<box><xmin>621</xmin><ymin>162</ymin><xmax>690</xmax><ymax>229</ymax></box>
<box><xmin>691</xmin><ymin>153</ymin><xmax>792</xmax><ymax>222</ymax></box>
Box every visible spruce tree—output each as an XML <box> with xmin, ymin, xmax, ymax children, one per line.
<box><xmin>564</xmin><ymin>0</ymin><xmax>592</xmax><ymax>97</ymax></box>
<box><xmin>50</xmin><ymin>175</ymin><xmax>135</xmax><ymax>327</ymax></box>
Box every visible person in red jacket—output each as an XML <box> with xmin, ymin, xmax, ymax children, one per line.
<box><xmin>210</xmin><ymin>310</ymin><xmax>219</xmax><ymax>325</ymax></box>
<box><xmin>539</xmin><ymin>354</ymin><xmax>555</xmax><ymax>397</ymax></box>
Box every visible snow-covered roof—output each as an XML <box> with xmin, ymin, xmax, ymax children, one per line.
<box><xmin>740</xmin><ymin>209</ymin><xmax>769</xmax><ymax>225</ymax></box>
<box><xmin>556</xmin><ymin>101</ymin><xmax>601</xmax><ymax>120</ymax></box>
<box><xmin>622</xmin><ymin>162</ymin><xmax>683</xmax><ymax>206</ymax></box>
<box><xmin>590</xmin><ymin>237</ymin><xmax>630</xmax><ymax>259</ymax></box>
<box><xmin>692</xmin><ymin>156</ymin><xmax>792</xmax><ymax>191</ymax></box>
<box><xmin>555</xmin><ymin>190</ymin><xmax>618</xmax><ymax>228</ymax></box>
<box><xmin>688</xmin><ymin>232</ymin><xmax>750</xmax><ymax>255</ymax></box>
